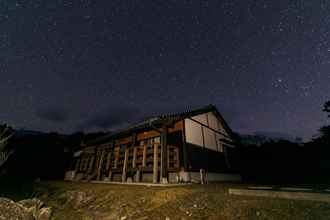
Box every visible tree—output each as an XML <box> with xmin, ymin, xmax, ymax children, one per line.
<box><xmin>319</xmin><ymin>101</ymin><xmax>330</xmax><ymax>139</ymax></box>
<box><xmin>0</xmin><ymin>124</ymin><xmax>14</xmax><ymax>168</ymax></box>
<box><xmin>323</xmin><ymin>101</ymin><xmax>330</xmax><ymax>117</ymax></box>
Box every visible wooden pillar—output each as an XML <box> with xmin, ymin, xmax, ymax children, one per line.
<box><xmin>153</xmin><ymin>143</ymin><xmax>159</xmax><ymax>183</ymax></box>
<box><xmin>142</xmin><ymin>144</ymin><xmax>147</xmax><ymax>167</ymax></box>
<box><xmin>182</xmin><ymin>119</ymin><xmax>189</xmax><ymax>171</ymax></box>
<box><xmin>75</xmin><ymin>158</ymin><xmax>81</xmax><ymax>173</ymax></box>
<box><xmin>160</xmin><ymin>126</ymin><xmax>168</xmax><ymax>183</ymax></box>
<box><xmin>106</xmin><ymin>151</ymin><xmax>112</xmax><ymax>171</ymax></box>
<box><xmin>88</xmin><ymin>156</ymin><xmax>95</xmax><ymax>174</ymax></box>
<box><xmin>97</xmin><ymin>151</ymin><xmax>105</xmax><ymax>180</ymax></box>
<box><xmin>135</xmin><ymin>169</ymin><xmax>141</xmax><ymax>182</ymax></box>
<box><xmin>79</xmin><ymin>157</ymin><xmax>84</xmax><ymax>171</ymax></box>
<box><xmin>131</xmin><ymin>133</ymin><xmax>137</xmax><ymax>169</ymax></box>
<box><xmin>122</xmin><ymin>147</ymin><xmax>129</xmax><ymax>182</ymax></box>
<box><xmin>132</xmin><ymin>147</ymin><xmax>137</xmax><ymax>168</ymax></box>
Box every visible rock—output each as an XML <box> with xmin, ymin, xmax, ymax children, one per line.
<box><xmin>165</xmin><ymin>217</ymin><xmax>170</xmax><ymax>220</ymax></box>
<box><xmin>37</xmin><ymin>207</ymin><xmax>52</xmax><ymax>220</ymax></box>
<box><xmin>18</xmin><ymin>198</ymin><xmax>45</xmax><ymax>209</ymax></box>
<box><xmin>0</xmin><ymin>197</ymin><xmax>34</xmax><ymax>220</ymax></box>
<box><xmin>256</xmin><ymin>211</ymin><xmax>261</xmax><ymax>216</ymax></box>
<box><xmin>18</xmin><ymin>198</ymin><xmax>45</xmax><ymax>219</ymax></box>
<box><xmin>66</xmin><ymin>191</ymin><xmax>96</xmax><ymax>208</ymax></box>
<box><xmin>120</xmin><ymin>216</ymin><xmax>127</xmax><ymax>220</ymax></box>
<box><xmin>193</xmin><ymin>204</ymin><xmax>197</xmax><ymax>208</ymax></box>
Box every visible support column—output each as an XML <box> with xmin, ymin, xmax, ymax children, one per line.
<box><xmin>182</xmin><ymin>119</ymin><xmax>189</xmax><ymax>171</ymax></box>
<box><xmin>153</xmin><ymin>143</ymin><xmax>159</xmax><ymax>183</ymax></box>
<box><xmin>106</xmin><ymin>151</ymin><xmax>112</xmax><ymax>171</ymax></box>
<box><xmin>122</xmin><ymin>147</ymin><xmax>129</xmax><ymax>182</ymax></box>
<box><xmin>75</xmin><ymin>158</ymin><xmax>81</xmax><ymax>173</ymax></box>
<box><xmin>97</xmin><ymin>151</ymin><xmax>105</xmax><ymax>180</ymax></box>
<box><xmin>142</xmin><ymin>144</ymin><xmax>147</xmax><ymax>167</ymax></box>
<box><xmin>132</xmin><ymin>147</ymin><xmax>137</xmax><ymax>168</ymax></box>
<box><xmin>88</xmin><ymin>156</ymin><xmax>95</xmax><ymax>174</ymax></box>
<box><xmin>160</xmin><ymin>126</ymin><xmax>168</xmax><ymax>184</ymax></box>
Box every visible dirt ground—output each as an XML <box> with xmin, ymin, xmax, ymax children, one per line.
<box><xmin>33</xmin><ymin>181</ymin><xmax>330</xmax><ymax>220</ymax></box>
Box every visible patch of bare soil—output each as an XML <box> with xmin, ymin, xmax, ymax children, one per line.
<box><xmin>34</xmin><ymin>181</ymin><xmax>330</xmax><ymax>220</ymax></box>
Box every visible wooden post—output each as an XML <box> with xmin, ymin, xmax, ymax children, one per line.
<box><xmin>79</xmin><ymin>157</ymin><xmax>84</xmax><ymax>171</ymax></box>
<box><xmin>122</xmin><ymin>147</ymin><xmax>129</xmax><ymax>182</ymax></box>
<box><xmin>97</xmin><ymin>151</ymin><xmax>105</xmax><ymax>180</ymax></box>
<box><xmin>182</xmin><ymin>119</ymin><xmax>189</xmax><ymax>171</ymax></box>
<box><xmin>135</xmin><ymin>169</ymin><xmax>141</xmax><ymax>182</ymax></box>
<box><xmin>114</xmin><ymin>147</ymin><xmax>118</xmax><ymax>169</ymax></box>
<box><xmin>160</xmin><ymin>126</ymin><xmax>168</xmax><ymax>183</ymax></box>
<box><xmin>153</xmin><ymin>143</ymin><xmax>159</xmax><ymax>183</ymax></box>
<box><xmin>75</xmin><ymin>158</ymin><xmax>81</xmax><ymax>173</ymax></box>
<box><xmin>142</xmin><ymin>144</ymin><xmax>147</xmax><ymax>167</ymax></box>
<box><xmin>106</xmin><ymin>151</ymin><xmax>112</xmax><ymax>171</ymax></box>
<box><xmin>131</xmin><ymin>133</ymin><xmax>137</xmax><ymax>169</ymax></box>
<box><xmin>132</xmin><ymin>147</ymin><xmax>137</xmax><ymax>168</ymax></box>
<box><xmin>88</xmin><ymin>156</ymin><xmax>95</xmax><ymax>174</ymax></box>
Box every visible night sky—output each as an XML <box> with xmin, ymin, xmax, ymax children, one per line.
<box><xmin>1</xmin><ymin>1</ymin><xmax>330</xmax><ymax>140</ymax></box>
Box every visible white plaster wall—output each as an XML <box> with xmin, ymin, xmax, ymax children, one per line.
<box><xmin>191</xmin><ymin>114</ymin><xmax>207</xmax><ymax>124</ymax></box>
<box><xmin>185</xmin><ymin>118</ymin><xmax>203</xmax><ymax>146</ymax></box>
<box><xmin>215</xmin><ymin>133</ymin><xmax>223</xmax><ymax>152</ymax></box>
<box><xmin>185</xmin><ymin>112</ymin><xmax>232</xmax><ymax>151</ymax></box>
<box><xmin>203</xmin><ymin>127</ymin><xmax>217</xmax><ymax>151</ymax></box>
<box><xmin>207</xmin><ymin>112</ymin><xmax>219</xmax><ymax>130</ymax></box>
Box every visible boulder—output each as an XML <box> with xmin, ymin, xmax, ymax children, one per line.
<box><xmin>37</xmin><ymin>207</ymin><xmax>52</xmax><ymax>220</ymax></box>
<box><xmin>0</xmin><ymin>197</ymin><xmax>34</xmax><ymax>220</ymax></box>
<box><xmin>18</xmin><ymin>198</ymin><xmax>45</xmax><ymax>219</ymax></box>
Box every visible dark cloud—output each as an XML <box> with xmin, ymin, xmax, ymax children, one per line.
<box><xmin>36</xmin><ymin>108</ymin><xmax>69</xmax><ymax>123</ymax></box>
<box><xmin>79</xmin><ymin>106</ymin><xmax>143</xmax><ymax>131</ymax></box>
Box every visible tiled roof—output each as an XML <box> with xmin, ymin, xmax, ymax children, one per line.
<box><xmin>85</xmin><ymin>104</ymin><xmax>232</xmax><ymax>146</ymax></box>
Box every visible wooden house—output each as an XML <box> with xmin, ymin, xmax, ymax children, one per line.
<box><xmin>65</xmin><ymin>105</ymin><xmax>241</xmax><ymax>184</ymax></box>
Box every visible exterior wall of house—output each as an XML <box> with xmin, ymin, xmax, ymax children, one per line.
<box><xmin>69</xmin><ymin>120</ymin><xmax>184</xmax><ymax>183</ymax></box>
<box><xmin>65</xmin><ymin>110</ymin><xmax>240</xmax><ymax>184</ymax></box>
<box><xmin>183</xmin><ymin>111</ymin><xmax>236</xmax><ymax>175</ymax></box>
<box><xmin>184</xmin><ymin>111</ymin><xmax>232</xmax><ymax>152</ymax></box>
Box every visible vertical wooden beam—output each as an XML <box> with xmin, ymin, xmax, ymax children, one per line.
<box><xmin>106</xmin><ymin>151</ymin><xmax>112</xmax><ymax>171</ymax></box>
<box><xmin>132</xmin><ymin>147</ymin><xmax>137</xmax><ymax>168</ymax></box>
<box><xmin>88</xmin><ymin>156</ymin><xmax>95</xmax><ymax>174</ymax></box>
<box><xmin>153</xmin><ymin>143</ymin><xmax>159</xmax><ymax>183</ymax></box>
<box><xmin>75</xmin><ymin>158</ymin><xmax>81</xmax><ymax>173</ymax></box>
<box><xmin>97</xmin><ymin>151</ymin><xmax>105</xmax><ymax>180</ymax></box>
<box><xmin>175</xmin><ymin>148</ymin><xmax>180</xmax><ymax>169</ymax></box>
<box><xmin>122</xmin><ymin>147</ymin><xmax>129</xmax><ymax>182</ymax></box>
<box><xmin>114</xmin><ymin>147</ymin><xmax>118</xmax><ymax>169</ymax></box>
<box><xmin>79</xmin><ymin>157</ymin><xmax>84</xmax><ymax>171</ymax></box>
<box><xmin>131</xmin><ymin>133</ymin><xmax>137</xmax><ymax>169</ymax></box>
<box><xmin>182</xmin><ymin>119</ymin><xmax>189</xmax><ymax>171</ymax></box>
<box><xmin>167</xmin><ymin>146</ymin><xmax>170</xmax><ymax>170</ymax></box>
<box><xmin>142</xmin><ymin>144</ymin><xmax>147</xmax><ymax>167</ymax></box>
<box><xmin>160</xmin><ymin>125</ymin><xmax>168</xmax><ymax>183</ymax></box>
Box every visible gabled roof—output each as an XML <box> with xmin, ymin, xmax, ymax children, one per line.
<box><xmin>85</xmin><ymin>104</ymin><xmax>234</xmax><ymax>146</ymax></box>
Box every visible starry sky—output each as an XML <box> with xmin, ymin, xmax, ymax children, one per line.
<box><xmin>1</xmin><ymin>0</ymin><xmax>329</xmax><ymax>140</ymax></box>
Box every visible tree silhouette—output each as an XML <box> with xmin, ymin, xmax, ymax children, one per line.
<box><xmin>323</xmin><ymin>101</ymin><xmax>330</xmax><ymax>117</ymax></box>
<box><xmin>0</xmin><ymin>124</ymin><xmax>14</xmax><ymax>168</ymax></box>
<box><xmin>319</xmin><ymin>101</ymin><xmax>330</xmax><ymax>139</ymax></box>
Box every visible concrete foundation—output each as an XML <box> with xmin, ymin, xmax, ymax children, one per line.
<box><xmin>229</xmin><ymin>188</ymin><xmax>330</xmax><ymax>203</ymax></box>
<box><xmin>189</xmin><ymin>172</ymin><xmax>242</xmax><ymax>183</ymax></box>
